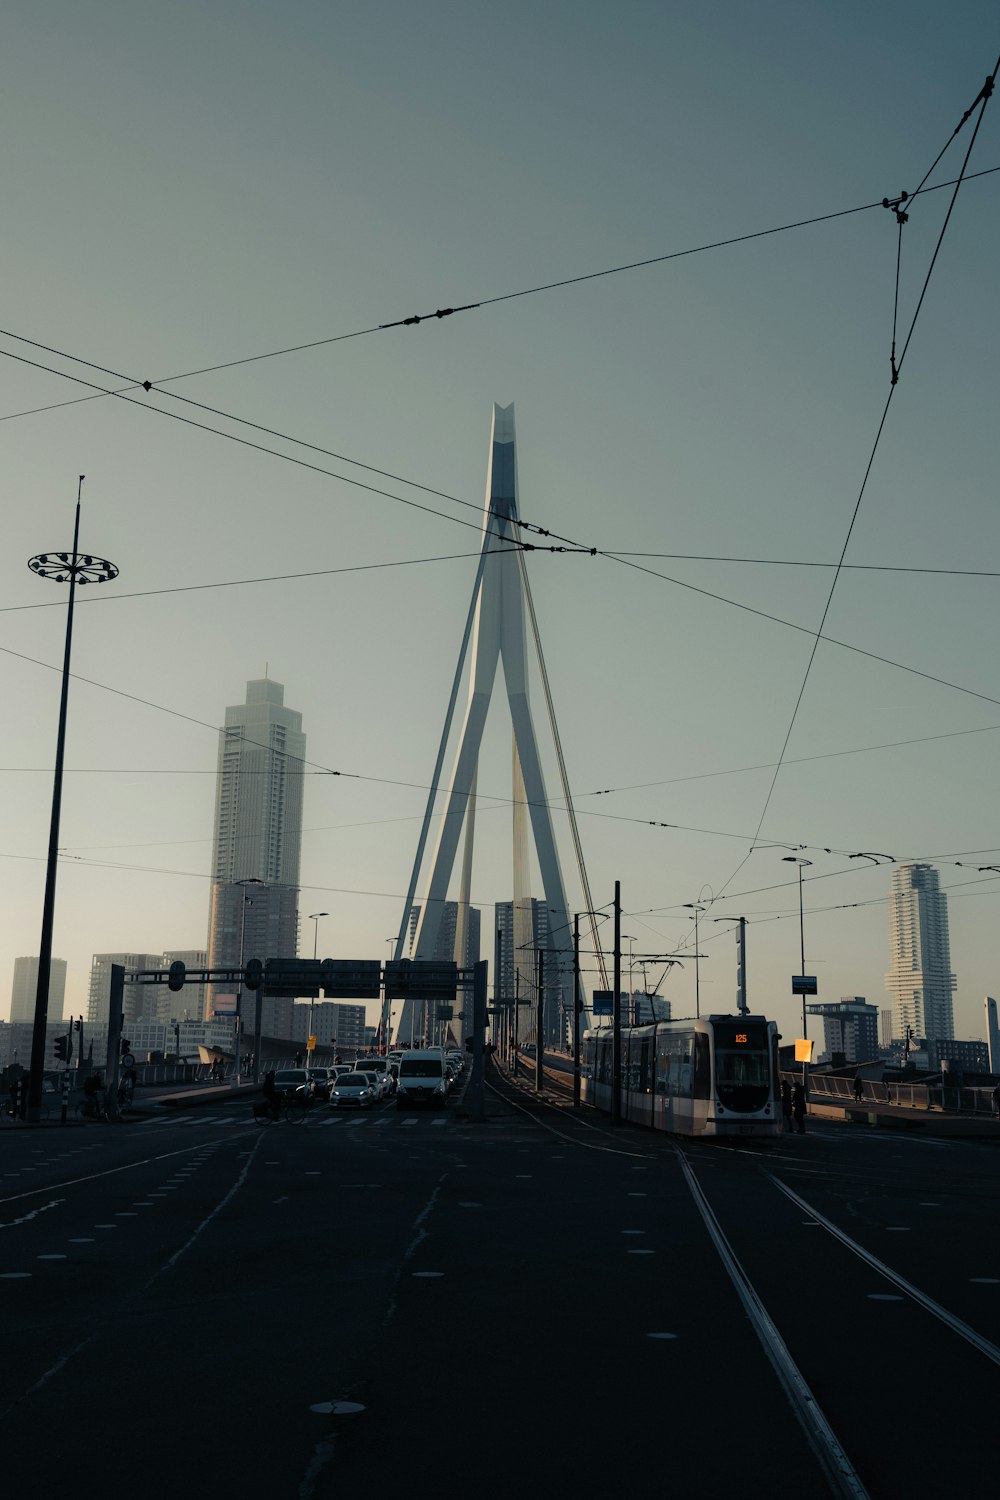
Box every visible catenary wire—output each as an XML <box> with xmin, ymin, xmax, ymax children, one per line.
<box><xmin>0</xmin><ymin>549</ymin><xmax>514</xmax><ymax>614</ymax></box>
<box><xmin>3</xmin><ymin>165</ymin><xmax>997</xmax><ymax>431</ymax></box>
<box><xmin>709</xmin><ymin>62</ymin><xmax>998</xmax><ymax>899</ymax></box>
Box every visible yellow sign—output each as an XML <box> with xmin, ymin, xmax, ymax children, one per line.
<box><xmin>794</xmin><ymin>1038</ymin><xmax>814</xmax><ymax>1063</ymax></box>
<box><xmin>306</xmin><ymin>1035</ymin><xmax>317</xmax><ymax>1051</ymax></box>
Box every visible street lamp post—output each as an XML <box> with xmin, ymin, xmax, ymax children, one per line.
<box><xmin>233</xmin><ymin>879</ymin><xmax>264</xmax><ymax>1086</ymax></box>
<box><xmin>26</xmin><ymin>481</ymin><xmax>118</xmax><ymax>1121</ymax></box>
<box><xmin>782</xmin><ymin>856</ymin><xmax>814</xmax><ymax>1090</ymax></box>
<box><xmin>306</xmin><ymin>912</ymin><xmax>329</xmax><ymax>1071</ymax></box>
<box><xmin>682</xmin><ymin>903</ymin><xmax>708</xmax><ymax>1018</ymax></box>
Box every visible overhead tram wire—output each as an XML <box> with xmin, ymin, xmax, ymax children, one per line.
<box><xmin>0</xmin><ymin>344</ymin><xmax>514</xmax><ymax>544</ymax></box>
<box><xmin>709</xmin><ymin>58</ymin><xmax>998</xmax><ymax>901</ymax></box>
<box><xmin>0</xmin><ymin>548</ymin><xmax>505</xmax><ymax>615</ymax></box>
<box><xmin>4</xmin><ymin>620</ymin><xmax>1000</xmax><ymax>862</ymax></box>
<box><xmin>2</xmin><ymin>163</ymin><xmax>997</xmax><ymax>433</ymax></box>
<box><xmin>603</xmin><ymin>553</ymin><xmax>1000</xmax><ymax>578</ymax></box>
<box><xmin>5</xmin><ymin>706</ymin><xmax>1000</xmax><ymax>808</ymax></box>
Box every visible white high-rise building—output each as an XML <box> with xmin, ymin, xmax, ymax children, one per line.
<box><xmin>885</xmin><ymin>864</ymin><xmax>956</xmax><ymax>1043</ymax></box>
<box><xmin>10</xmin><ymin>957</ymin><xmax>67</xmax><ymax>1024</ymax></box>
<box><xmin>206</xmin><ymin>678</ymin><xmax>305</xmax><ymax>1019</ymax></box>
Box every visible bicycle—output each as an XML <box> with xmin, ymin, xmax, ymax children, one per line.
<box><xmin>75</xmin><ymin>1096</ymin><xmax>109</xmax><ymax>1122</ymax></box>
<box><xmin>253</xmin><ymin>1099</ymin><xmax>309</xmax><ymax>1126</ymax></box>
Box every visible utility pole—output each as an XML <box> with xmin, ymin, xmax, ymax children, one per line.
<box><xmin>535</xmin><ymin>947</ymin><xmax>544</xmax><ymax>1093</ymax></box>
<box><xmin>26</xmin><ymin>481</ymin><xmax>118</xmax><ymax>1121</ymax></box>
<box><xmin>736</xmin><ymin>917</ymin><xmax>747</xmax><ymax>1015</ymax></box>
<box><xmin>467</xmin><ymin>960</ymin><xmax>487</xmax><ymax>1122</ymax></box>
<box><xmin>513</xmin><ymin>969</ymin><xmax>520</xmax><ymax>1076</ymax></box>
<box><xmin>573</xmin><ymin>913</ymin><xmax>581</xmax><ymax>1108</ymax></box>
<box><xmin>612</xmin><ymin>880</ymin><xmax>621</xmax><ymax>1126</ymax></box>
<box><xmin>494</xmin><ymin>925</ymin><xmax>502</xmax><ymax>1058</ymax></box>
<box><xmin>104</xmin><ymin>964</ymin><xmax>125</xmax><ymax>1123</ymax></box>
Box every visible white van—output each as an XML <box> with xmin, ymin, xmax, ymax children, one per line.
<box><xmin>395</xmin><ymin>1050</ymin><xmax>448</xmax><ymax>1110</ymax></box>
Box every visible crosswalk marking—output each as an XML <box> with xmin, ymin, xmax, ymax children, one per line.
<box><xmin>135</xmin><ymin>1108</ymin><xmax>457</xmax><ymax>1130</ymax></box>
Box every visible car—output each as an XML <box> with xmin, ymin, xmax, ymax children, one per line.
<box><xmin>395</xmin><ymin>1051</ymin><xmax>448</xmax><ymax>1110</ymax></box>
<box><xmin>357</xmin><ymin>1068</ymin><xmax>391</xmax><ymax>1101</ymax></box>
<box><xmin>271</xmin><ymin>1069</ymin><xmax>313</xmax><ymax>1099</ymax></box>
<box><xmin>302</xmin><ymin>1067</ymin><xmax>335</xmax><ymax>1100</ymax></box>
<box><xmin>359</xmin><ymin>1057</ymin><xmax>395</xmax><ymax>1094</ymax></box>
<box><xmin>329</xmin><ymin>1073</ymin><xmax>376</xmax><ymax>1109</ymax></box>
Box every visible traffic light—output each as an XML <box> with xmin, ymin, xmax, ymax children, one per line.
<box><xmin>73</xmin><ymin>1017</ymin><xmax>82</xmax><ymax>1032</ymax></box>
<box><xmin>244</xmin><ymin>958</ymin><xmax>263</xmax><ymax>990</ymax></box>
<box><xmin>168</xmin><ymin>960</ymin><xmax>186</xmax><ymax>992</ymax></box>
<box><xmin>120</xmin><ymin>1038</ymin><xmax>131</xmax><ymax>1055</ymax></box>
<box><xmin>53</xmin><ymin>1034</ymin><xmax>69</xmax><ymax>1062</ymax></box>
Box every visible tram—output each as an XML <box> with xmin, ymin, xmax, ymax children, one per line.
<box><xmin>582</xmin><ymin>1014</ymin><xmax>782</xmax><ymax>1138</ymax></box>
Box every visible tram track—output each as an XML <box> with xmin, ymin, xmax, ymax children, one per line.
<box><xmin>488</xmin><ymin>1064</ymin><xmax>1000</xmax><ymax>1498</ymax></box>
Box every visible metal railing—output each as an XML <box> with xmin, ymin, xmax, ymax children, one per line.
<box><xmin>790</xmin><ymin>1071</ymin><xmax>999</xmax><ymax>1117</ymax></box>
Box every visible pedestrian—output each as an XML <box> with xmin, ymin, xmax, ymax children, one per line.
<box><xmin>780</xmin><ymin>1079</ymin><xmax>793</xmax><ymax>1130</ymax></box>
<box><xmin>294</xmin><ymin>1051</ymin><xmax>303</xmax><ymax>1068</ymax></box>
<box><xmin>853</xmin><ymin>1072</ymin><xmax>864</xmax><ymax>1103</ymax></box>
<box><xmin>791</xmin><ymin>1083</ymin><xmax>806</xmax><ymax>1134</ymax></box>
<box><xmin>992</xmin><ymin>1083</ymin><xmax>1000</xmax><ymax>1118</ymax></box>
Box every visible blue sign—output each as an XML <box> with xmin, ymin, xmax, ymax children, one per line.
<box><xmin>592</xmin><ymin>990</ymin><xmax>613</xmax><ymax>1017</ymax></box>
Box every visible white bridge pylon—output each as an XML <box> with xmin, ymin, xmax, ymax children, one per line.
<box><xmin>392</xmin><ymin>403</ymin><xmax>602</xmax><ymax>1045</ymax></box>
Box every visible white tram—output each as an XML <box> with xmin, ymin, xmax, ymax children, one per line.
<box><xmin>582</xmin><ymin>1014</ymin><xmax>781</xmax><ymax>1138</ymax></box>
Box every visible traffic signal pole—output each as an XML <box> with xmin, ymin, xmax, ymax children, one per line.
<box><xmin>104</xmin><ymin>964</ymin><xmax>124</xmax><ymax>1123</ymax></box>
<box><xmin>466</xmin><ymin>960</ymin><xmax>487</xmax><ymax>1122</ymax></box>
<box><xmin>612</xmin><ymin>881</ymin><xmax>622</xmax><ymax>1126</ymax></box>
<box><xmin>573</xmin><ymin>913</ymin><xmax>581</xmax><ymax>1108</ymax></box>
<box><xmin>535</xmin><ymin>948</ymin><xmax>544</xmax><ymax>1094</ymax></box>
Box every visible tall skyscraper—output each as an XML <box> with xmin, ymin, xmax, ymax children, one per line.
<box><xmin>885</xmin><ymin>863</ymin><xmax>956</xmax><ymax>1043</ymax></box>
<box><xmin>206</xmin><ymin>678</ymin><xmax>305</xmax><ymax>1018</ymax></box>
<box><xmin>11</xmin><ymin>957</ymin><xmax>67</xmax><ymax>1024</ymax></box>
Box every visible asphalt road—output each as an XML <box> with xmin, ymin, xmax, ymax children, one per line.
<box><xmin>2</xmin><ymin>1075</ymin><xmax>998</xmax><ymax>1497</ymax></box>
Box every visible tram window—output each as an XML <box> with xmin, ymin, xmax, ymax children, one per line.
<box><xmin>693</xmin><ymin>1033</ymin><xmax>711</xmax><ymax>1099</ymax></box>
<box><xmin>716</xmin><ymin>1048</ymin><xmax>769</xmax><ymax>1087</ymax></box>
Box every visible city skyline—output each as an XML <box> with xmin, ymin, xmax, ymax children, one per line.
<box><xmin>2</xmin><ymin>5</ymin><xmax>999</xmax><ymax>1056</ymax></box>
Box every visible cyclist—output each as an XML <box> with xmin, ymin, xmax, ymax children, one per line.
<box><xmin>261</xmin><ymin>1069</ymin><xmax>281</xmax><ymax>1122</ymax></box>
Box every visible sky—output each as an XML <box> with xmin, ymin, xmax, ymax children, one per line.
<box><xmin>1</xmin><ymin>1</ymin><xmax>998</xmax><ymax>1048</ymax></box>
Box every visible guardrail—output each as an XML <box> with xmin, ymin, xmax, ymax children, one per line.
<box><xmin>789</xmin><ymin>1071</ymin><xmax>999</xmax><ymax>1117</ymax></box>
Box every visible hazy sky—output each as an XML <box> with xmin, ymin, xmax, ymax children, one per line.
<box><xmin>2</xmin><ymin>1</ymin><xmax>998</xmax><ymax>1046</ymax></box>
